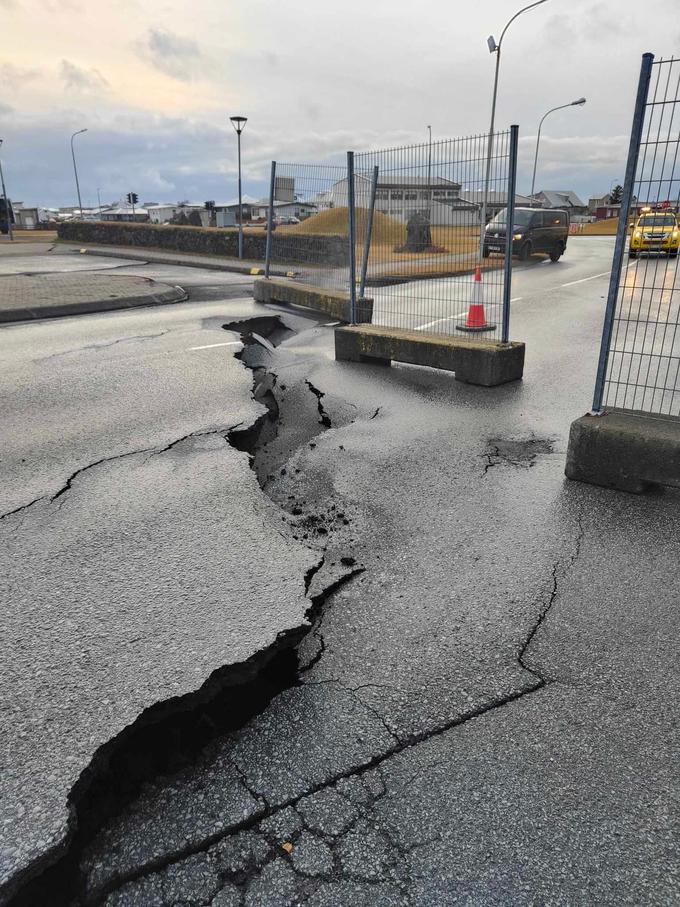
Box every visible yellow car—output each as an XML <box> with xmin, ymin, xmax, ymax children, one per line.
<box><xmin>629</xmin><ymin>212</ymin><xmax>679</xmax><ymax>257</ymax></box>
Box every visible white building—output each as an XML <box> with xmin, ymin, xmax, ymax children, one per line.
<box><xmin>330</xmin><ymin>175</ymin><xmax>477</xmax><ymax>226</ymax></box>
<box><xmin>249</xmin><ymin>199</ymin><xmax>318</xmax><ymax>220</ymax></box>
<box><xmin>146</xmin><ymin>203</ymin><xmax>204</xmax><ymax>224</ymax></box>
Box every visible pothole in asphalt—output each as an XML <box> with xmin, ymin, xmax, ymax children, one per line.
<box><xmin>483</xmin><ymin>437</ymin><xmax>555</xmax><ymax>473</ymax></box>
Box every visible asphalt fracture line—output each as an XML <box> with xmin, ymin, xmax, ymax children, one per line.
<box><xmin>188</xmin><ymin>341</ymin><xmax>242</xmax><ymax>351</ymax></box>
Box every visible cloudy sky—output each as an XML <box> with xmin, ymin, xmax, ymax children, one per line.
<box><xmin>1</xmin><ymin>0</ymin><xmax>677</xmax><ymax>207</ymax></box>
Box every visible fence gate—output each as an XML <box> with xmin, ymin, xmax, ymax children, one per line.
<box><xmin>567</xmin><ymin>52</ymin><xmax>680</xmax><ymax>492</ymax></box>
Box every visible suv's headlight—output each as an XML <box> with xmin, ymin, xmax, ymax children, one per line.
<box><xmin>513</xmin><ymin>233</ymin><xmax>523</xmax><ymax>241</ymax></box>
<box><xmin>633</xmin><ymin>230</ymin><xmax>642</xmax><ymax>239</ymax></box>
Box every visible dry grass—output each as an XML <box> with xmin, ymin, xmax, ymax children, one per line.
<box><xmin>578</xmin><ymin>218</ymin><xmax>620</xmax><ymax>235</ymax></box>
<box><xmin>279</xmin><ymin>209</ymin><xmax>489</xmax><ymax>278</ymax></box>
<box><xmin>2</xmin><ymin>230</ymin><xmax>58</xmax><ymax>242</ymax></box>
<box><xmin>282</xmin><ymin>207</ymin><xmax>406</xmax><ymax>245</ymax></box>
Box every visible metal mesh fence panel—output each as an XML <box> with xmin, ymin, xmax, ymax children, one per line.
<box><xmin>597</xmin><ymin>55</ymin><xmax>680</xmax><ymax>417</ymax></box>
<box><xmin>353</xmin><ymin>131</ymin><xmax>515</xmax><ymax>342</ymax></box>
<box><xmin>265</xmin><ymin>161</ymin><xmax>351</xmax><ymax>293</ymax></box>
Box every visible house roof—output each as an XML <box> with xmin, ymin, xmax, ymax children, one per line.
<box><xmin>333</xmin><ymin>175</ymin><xmax>461</xmax><ymax>189</ymax></box>
<box><xmin>534</xmin><ymin>189</ymin><xmax>586</xmax><ymax>208</ymax></box>
<box><xmin>215</xmin><ymin>195</ymin><xmax>260</xmax><ymax>208</ymax></box>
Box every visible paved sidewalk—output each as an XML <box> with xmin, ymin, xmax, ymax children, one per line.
<box><xmin>58</xmin><ymin>242</ymin><xmax>298</xmax><ymax>277</ymax></box>
<box><xmin>0</xmin><ymin>272</ymin><xmax>187</xmax><ymax>322</ymax></box>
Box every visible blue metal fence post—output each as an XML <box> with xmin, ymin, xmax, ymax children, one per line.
<box><xmin>502</xmin><ymin>124</ymin><xmax>519</xmax><ymax>343</ymax></box>
<box><xmin>264</xmin><ymin>161</ymin><xmax>276</xmax><ymax>279</ymax></box>
<box><xmin>592</xmin><ymin>52</ymin><xmax>654</xmax><ymax>413</ymax></box>
<box><xmin>347</xmin><ymin>151</ymin><xmax>357</xmax><ymax>324</ymax></box>
<box><xmin>359</xmin><ymin>165</ymin><xmax>379</xmax><ymax>301</ymax></box>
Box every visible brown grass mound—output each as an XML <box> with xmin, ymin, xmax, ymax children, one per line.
<box><xmin>578</xmin><ymin>218</ymin><xmax>621</xmax><ymax>235</ymax></box>
<box><xmin>285</xmin><ymin>207</ymin><xmax>406</xmax><ymax>244</ymax></box>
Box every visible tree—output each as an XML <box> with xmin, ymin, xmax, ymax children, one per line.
<box><xmin>610</xmin><ymin>184</ymin><xmax>623</xmax><ymax>205</ymax></box>
<box><xmin>187</xmin><ymin>209</ymin><xmax>202</xmax><ymax>227</ymax></box>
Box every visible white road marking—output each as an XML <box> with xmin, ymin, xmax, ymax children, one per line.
<box><xmin>188</xmin><ymin>341</ymin><xmax>242</xmax><ymax>351</ymax></box>
<box><xmin>511</xmin><ymin>297</ymin><xmax>523</xmax><ymax>302</ymax></box>
<box><xmin>559</xmin><ymin>271</ymin><xmax>611</xmax><ymax>288</ymax></box>
<box><xmin>415</xmin><ymin>310</ymin><xmax>468</xmax><ymax>330</ymax></box>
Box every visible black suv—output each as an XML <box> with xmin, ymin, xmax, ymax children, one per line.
<box><xmin>483</xmin><ymin>207</ymin><xmax>569</xmax><ymax>261</ymax></box>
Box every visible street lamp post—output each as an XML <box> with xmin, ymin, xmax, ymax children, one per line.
<box><xmin>427</xmin><ymin>125</ymin><xmax>432</xmax><ymax>220</ymax></box>
<box><xmin>480</xmin><ymin>0</ymin><xmax>549</xmax><ymax>255</ymax></box>
<box><xmin>0</xmin><ymin>139</ymin><xmax>13</xmax><ymax>241</ymax></box>
<box><xmin>71</xmin><ymin>128</ymin><xmax>87</xmax><ymax>218</ymax></box>
<box><xmin>97</xmin><ymin>187</ymin><xmax>103</xmax><ymax>219</ymax></box>
<box><xmin>229</xmin><ymin>115</ymin><xmax>248</xmax><ymax>259</ymax></box>
<box><xmin>530</xmin><ymin>98</ymin><xmax>586</xmax><ymax>196</ymax></box>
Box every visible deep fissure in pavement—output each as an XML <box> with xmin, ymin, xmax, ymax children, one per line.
<box><xmin>84</xmin><ymin>520</ymin><xmax>586</xmax><ymax>906</ymax></box>
<box><xmin>5</xmin><ymin>314</ymin><xmax>362</xmax><ymax>907</ymax></box>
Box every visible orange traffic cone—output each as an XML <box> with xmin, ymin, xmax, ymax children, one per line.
<box><xmin>457</xmin><ymin>266</ymin><xmax>496</xmax><ymax>333</ymax></box>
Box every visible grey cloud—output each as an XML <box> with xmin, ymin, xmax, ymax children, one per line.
<box><xmin>138</xmin><ymin>28</ymin><xmax>203</xmax><ymax>81</ymax></box>
<box><xmin>1</xmin><ymin>63</ymin><xmax>41</xmax><ymax>90</ymax></box>
<box><xmin>60</xmin><ymin>60</ymin><xmax>109</xmax><ymax>92</ymax></box>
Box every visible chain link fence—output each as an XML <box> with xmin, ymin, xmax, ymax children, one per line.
<box><xmin>263</xmin><ymin>161</ymin><xmax>351</xmax><ymax>293</ymax></box>
<box><xmin>352</xmin><ymin>128</ymin><xmax>518</xmax><ymax>342</ymax></box>
<box><xmin>594</xmin><ymin>53</ymin><xmax>680</xmax><ymax>418</ymax></box>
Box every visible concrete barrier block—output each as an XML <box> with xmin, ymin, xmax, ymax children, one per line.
<box><xmin>565</xmin><ymin>410</ymin><xmax>680</xmax><ymax>493</ymax></box>
<box><xmin>334</xmin><ymin>325</ymin><xmax>525</xmax><ymax>387</ymax></box>
<box><xmin>253</xmin><ymin>278</ymin><xmax>372</xmax><ymax>324</ymax></box>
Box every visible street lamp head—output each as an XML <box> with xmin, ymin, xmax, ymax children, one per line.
<box><xmin>230</xmin><ymin>115</ymin><xmax>247</xmax><ymax>134</ymax></box>
<box><xmin>487</xmin><ymin>35</ymin><xmax>498</xmax><ymax>53</ymax></box>
<box><xmin>572</xmin><ymin>97</ymin><xmax>587</xmax><ymax>106</ymax></box>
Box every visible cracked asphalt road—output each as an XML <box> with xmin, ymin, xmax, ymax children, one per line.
<box><xmin>1</xmin><ymin>241</ymin><xmax>678</xmax><ymax>905</ymax></box>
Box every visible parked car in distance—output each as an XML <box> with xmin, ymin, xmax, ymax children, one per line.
<box><xmin>275</xmin><ymin>215</ymin><xmax>300</xmax><ymax>225</ymax></box>
<box><xmin>629</xmin><ymin>212</ymin><xmax>679</xmax><ymax>257</ymax></box>
<box><xmin>483</xmin><ymin>207</ymin><xmax>569</xmax><ymax>261</ymax></box>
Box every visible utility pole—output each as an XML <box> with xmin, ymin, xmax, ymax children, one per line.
<box><xmin>0</xmin><ymin>139</ymin><xmax>14</xmax><ymax>241</ymax></box>
<box><xmin>71</xmin><ymin>128</ymin><xmax>88</xmax><ymax>217</ymax></box>
<box><xmin>480</xmin><ymin>1</ymin><xmax>549</xmax><ymax>256</ymax></box>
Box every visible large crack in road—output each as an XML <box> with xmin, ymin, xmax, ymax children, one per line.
<box><xmin>1</xmin><ymin>314</ymin><xmax>367</xmax><ymax>907</ymax></box>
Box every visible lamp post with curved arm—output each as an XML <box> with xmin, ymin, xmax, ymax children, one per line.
<box><xmin>479</xmin><ymin>0</ymin><xmax>550</xmax><ymax>254</ymax></box>
<box><xmin>71</xmin><ymin>128</ymin><xmax>87</xmax><ymax>218</ymax></box>
<box><xmin>531</xmin><ymin>98</ymin><xmax>586</xmax><ymax>196</ymax></box>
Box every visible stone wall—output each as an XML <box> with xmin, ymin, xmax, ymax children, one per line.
<box><xmin>57</xmin><ymin>221</ymin><xmax>350</xmax><ymax>267</ymax></box>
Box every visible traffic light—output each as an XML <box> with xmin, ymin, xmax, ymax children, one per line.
<box><xmin>126</xmin><ymin>192</ymin><xmax>139</xmax><ymax>205</ymax></box>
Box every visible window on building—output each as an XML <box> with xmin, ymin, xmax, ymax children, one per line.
<box><xmin>391</xmin><ymin>191</ymin><xmax>403</xmax><ymax>200</ymax></box>
<box><xmin>405</xmin><ymin>191</ymin><xmax>417</xmax><ymax>200</ymax></box>
<box><xmin>375</xmin><ymin>190</ymin><xmax>387</xmax><ymax>200</ymax></box>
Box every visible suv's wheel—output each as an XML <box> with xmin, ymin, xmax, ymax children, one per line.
<box><xmin>549</xmin><ymin>243</ymin><xmax>563</xmax><ymax>262</ymax></box>
<box><xmin>518</xmin><ymin>241</ymin><xmax>531</xmax><ymax>261</ymax></box>
<box><xmin>629</xmin><ymin>250</ymin><xmax>637</xmax><ymax>258</ymax></box>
